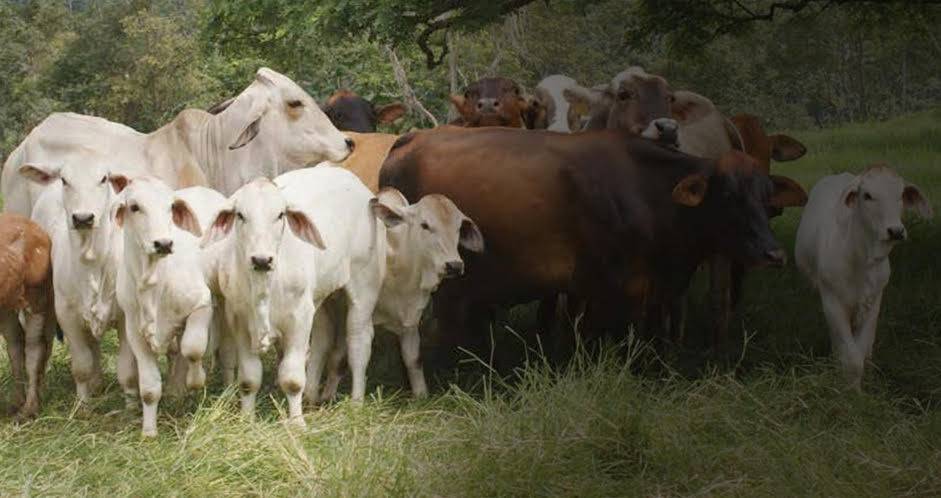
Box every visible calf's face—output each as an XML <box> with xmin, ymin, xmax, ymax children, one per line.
<box><xmin>203</xmin><ymin>179</ymin><xmax>324</xmax><ymax>273</ymax></box>
<box><xmin>323</xmin><ymin>90</ymin><xmax>406</xmax><ymax>133</ymax></box>
<box><xmin>112</xmin><ymin>178</ymin><xmax>201</xmax><ymax>256</ymax></box>
<box><xmin>371</xmin><ymin>189</ymin><xmax>484</xmax><ymax>285</ymax></box>
<box><xmin>20</xmin><ymin>163</ymin><xmax>127</xmax><ymax>230</ymax></box>
<box><xmin>673</xmin><ymin>151</ymin><xmax>808</xmax><ymax>267</ymax></box>
<box><xmin>843</xmin><ymin>166</ymin><xmax>933</xmax><ymax>243</ymax></box>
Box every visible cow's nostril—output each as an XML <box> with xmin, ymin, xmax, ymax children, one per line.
<box><xmin>444</xmin><ymin>260</ymin><xmax>464</xmax><ymax>276</ymax></box>
<box><xmin>153</xmin><ymin>239</ymin><xmax>174</xmax><ymax>254</ymax></box>
<box><xmin>251</xmin><ymin>255</ymin><xmax>274</xmax><ymax>271</ymax></box>
<box><xmin>345</xmin><ymin>138</ymin><xmax>355</xmax><ymax>151</ymax></box>
<box><xmin>72</xmin><ymin>213</ymin><xmax>95</xmax><ymax>228</ymax></box>
<box><xmin>765</xmin><ymin>249</ymin><xmax>787</xmax><ymax>266</ymax></box>
<box><xmin>887</xmin><ymin>227</ymin><xmax>906</xmax><ymax>241</ymax></box>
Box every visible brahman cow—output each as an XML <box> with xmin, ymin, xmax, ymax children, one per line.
<box><xmin>795</xmin><ymin>165</ymin><xmax>932</xmax><ymax>391</ymax></box>
<box><xmin>379</xmin><ymin>127</ymin><xmax>806</xmax><ymax>360</ymax></box>
<box><xmin>322</xmin><ymin>89</ymin><xmax>407</xmax><ymax>133</ymax></box>
<box><xmin>113</xmin><ymin>177</ymin><xmax>210</xmax><ymax>437</ymax></box>
<box><xmin>23</xmin><ymin>162</ymin><xmax>138</xmax><ymax>405</ymax></box>
<box><xmin>3</xmin><ymin>67</ymin><xmax>353</xmax><ymax>216</ymax></box>
<box><xmin>0</xmin><ymin>213</ymin><xmax>55</xmax><ymax>418</ymax></box>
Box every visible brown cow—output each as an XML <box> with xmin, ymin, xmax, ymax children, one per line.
<box><xmin>0</xmin><ymin>213</ymin><xmax>55</xmax><ymax>418</ymax></box>
<box><xmin>449</xmin><ymin>77</ymin><xmax>530</xmax><ymax>129</ymax></box>
<box><xmin>379</xmin><ymin>127</ymin><xmax>806</xmax><ymax>361</ymax></box>
<box><xmin>731</xmin><ymin>113</ymin><xmax>807</xmax><ymax>173</ymax></box>
<box><xmin>323</xmin><ymin>90</ymin><xmax>407</xmax><ymax>133</ymax></box>
<box><xmin>338</xmin><ymin>131</ymin><xmax>400</xmax><ymax>192</ymax></box>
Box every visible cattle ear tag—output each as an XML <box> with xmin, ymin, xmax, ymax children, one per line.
<box><xmin>672</xmin><ymin>174</ymin><xmax>708</xmax><ymax>207</ymax></box>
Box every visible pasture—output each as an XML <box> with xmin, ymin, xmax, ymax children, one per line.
<box><xmin>1</xmin><ymin>110</ymin><xmax>940</xmax><ymax>496</ymax></box>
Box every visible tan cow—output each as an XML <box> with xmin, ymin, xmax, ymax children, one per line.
<box><xmin>0</xmin><ymin>213</ymin><xmax>55</xmax><ymax>418</ymax></box>
<box><xmin>2</xmin><ymin>68</ymin><xmax>353</xmax><ymax>216</ymax></box>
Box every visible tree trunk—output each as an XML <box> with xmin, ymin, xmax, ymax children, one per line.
<box><xmin>386</xmin><ymin>45</ymin><xmax>439</xmax><ymax>127</ymax></box>
<box><xmin>447</xmin><ymin>31</ymin><xmax>460</xmax><ymax>123</ymax></box>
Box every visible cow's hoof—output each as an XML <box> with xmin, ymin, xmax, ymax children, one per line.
<box><xmin>141</xmin><ymin>428</ymin><xmax>158</xmax><ymax>438</ymax></box>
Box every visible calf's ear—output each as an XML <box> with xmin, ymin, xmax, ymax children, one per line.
<box><xmin>672</xmin><ymin>174</ymin><xmax>709</xmax><ymax>207</ymax></box>
<box><xmin>286</xmin><ymin>208</ymin><xmax>326</xmax><ymax>249</ymax></box>
<box><xmin>375</xmin><ymin>103</ymin><xmax>407</xmax><ymax>124</ymax></box>
<box><xmin>369</xmin><ymin>197</ymin><xmax>406</xmax><ymax>228</ymax></box>
<box><xmin>449</xmin><ymin>94</ymin><xmax>467</xmax><ymax>114</ymax></box>
<box><xmin>108</xmin><ymin>174</ymin><xmax>130</xmax><ymax>194</ymax></box>
<box><xmin>18</xmin><ymin>164</ymin><xmax>62</xmax><ymax>185</ymax></box>
<box><xmin>842</xmin><ymin>178</ymin><xmax>862</xmax><ymax>208</ymax></box>
<box><xmin>562</xmin><ymin>85</ymin><xmax>603</xmax><ymax>116</ymax></box>
<box><xmin>202</xmin><ymin>207</ymin><xmax>236</xmax><ymax>247</ymax></box>
<box><xmin>172</xmin><ymin>199</ymin><xmax>202</xmax><ymax>237</ymax></box>
<box><xmin>770</xmin><ymin>134</ymin><xmax>807</xmax><ymax>162</ymax></box>
<box><xmin>903</xmin><ymin>183</ymin><xmax>934</xmax><ymax>219</ymax></box>
<box><xmin>459</xmin><ymin>218</ymin><xmax>485</xmax><ymax>253</ymax></box>
<box><xmin>768</xmin><ymin>175</ymin><xmax>808</xmax><ymax>208</ymax></box>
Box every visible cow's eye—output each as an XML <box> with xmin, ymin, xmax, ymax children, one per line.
<box><xmin>863</xmin><ymin>192</ymin><xmax>874</xmax><ymax>201</ymax></box>
<box><xmin>287</xmin><ymin>100</ymin><xmax>304</xmax><ymax>109</ymax></box>
<box><xmin>236</xmin><ymin>211</ymin><xmax>245</xmax><ymax>221</ymax></box>
<box><xmin>61</xmin><ymin>177</ymin><xmax>70</xmax><ymax>187</ymax></box>
<box><xmin>668</xmin><ymin>94</ymin><xmax>676</xmax><ymax>103</ymax></box>
<box><xmin>129</xmin><ymin>203</ymin><xmax>140</xmax><ymax>213</ymax></box>
<box><xmin>420</xmin><ymin>222</ymin><xmax>431</xmax><ymax>231</ymax></box>
<box><xmin>100</xmin><ymin>175</ymin><xmax>108</xmax><ymax>184</ymax></box>
<box><xmin>618</xmin><ymin>90</ymin><xmax>633</xmax><ymax>101</ymax></box>
<box><xmin>277</xmin><ymin>212</ymin><xmax>285</xmax><ymax>221</ymax></box>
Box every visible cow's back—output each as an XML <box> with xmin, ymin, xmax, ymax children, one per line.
<box><xmin>339</xmin><ymin>132</ymin><xmax>399</xmax><ymax>192</ymax></box>
<box><xmin>795</xmin><ymin>173</ymin><xmax>855</xmax><ymax>281</ymax></box>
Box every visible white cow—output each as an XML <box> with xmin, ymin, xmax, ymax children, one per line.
<box><xmin>532</xmin><ymin>74</ymin><xmax>580</xmax><ymax>132</ymax></box>
<box><xmin>2</xmin><ymin>67</ymin><xmax>353</xmax><ymax>216</ymax></box>
<box><xmin>316</xmin><ymin>188</ymin><xmax>484</xmax><ymax>400</ymax></box>
<box><xmin>23</xmin><ymin>162</ymin><xmax>137</xmax><ymax>404</ymax></box>
<box><xmin>203</xmin><ymin>168</ymin><xmax>387</xmax><ymax>424</ymax></box>
<box><xmin>795</xmin><ymin>165</ymin><xmax>933</xmax><ymax>390</ymax></box>
<box><xmin>113</xmin><ymin>177</ymin><xmax>210</xmax><ymax>437</ymax></box>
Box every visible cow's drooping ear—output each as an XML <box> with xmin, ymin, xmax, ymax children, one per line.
<box><xmin>672</xmin><ymin>173</ymin><xmax>709</xmax><ymax>207</ymax></box>
<box><xmin>108</xmin><ymin>174</ymin><xmax>130</xmax><ymax>194</ymax></box>
<box><xmin>369</xmin><ymin>197</ymin><xmax>406</xmax><ymax>228</ymax></box>
<box><xmin>207</xmin><ymin>97</ymin><xmax>236</xmax><ymax>115</ymax></box>
<box><xmin>459</xmin><ymin>218</ymin><xmax>485</xmax><ymax>253</ymax></box>
<box><xmin>671</xmin><ymin>91</ymin><xmax>716</xmax><ymax>125</ymax></box>
<box><xmin>562</xmin><ymin>85</ymin><xmax>604</xmax><ymax>116</ymax></box>
<box><xmin>903</xmin><ymin>182</ymin><xmax>934</xmax><ymax>219</ymax></box>
<box><xmin>18</xmin><ymin>164</ymin><xmax>62</xmax><ymax>185</ymax></box>
<box><xmin>449</xmin><ymin>94</ymin><xmax>467</xmax><ymax>113</ymax></box>
<box><xmin>230</xmin><ymin>116</ymin><xmax>262</xmax><ymax>150</ymax></box>
<box><xmin>172</xmin><ymin>198</ymin><xmax>202</xmax><ymax>237</ymax></box>
<box><xmin>842</xmin><ymin>178</ymin><xmax>862</xmax><ymax>208</ymax></box>
<box><xmin>375</xmin><ymin>103</ymin><xmax>407</xmax><ymax>124</ymax></box>
<box><xmin>770</xmin><ymin>134</ymin><xmax>807</xmax><ymax>162</ymax></box>
<box><xmin>202</xmin><ymin>206</ymin><xmax>236</xmax><ymax>247</ymax></box>
<box><xmin>285</xmin><ymin>208</ymin><xmax>325</xmax><ymax>249</ymax></box>
<box><xmin>768</xmin><ymin>175</ymin><xmax>808</xmax><ymax>208</ymax></box>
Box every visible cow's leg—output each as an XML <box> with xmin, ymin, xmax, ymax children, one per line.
<box><xmin>345</xmin><ymin>301</ymin><xmax>376</xmax><ymax>402</ymax></box>
<box><xmin>180</xmin><ymin>306</ymin><xmax>211</xmax><ymax>390</ymax></box>
<box><xmin>856</xmin><ymin>292</ymin><xmax>884</xmax><ymax>361</ymax></box>
<box><xmin>278</xmin><ymin>304</ymin><xmax>314</xmax><ymax>427</ymax></box>
<box><xmin>320</xmin><ymin>332</ymin><xmax>347</xmax><ymax>403</ymax></box>
<box><xmin>1</xmin><ymin>310</ymin><xmax>27</xmax><ymax>413</ymax></box>
<box><xmin>125</xmin><ymin>314</ymin><xmax>161</xmax><ymax>437</ymax></box>
<box><xmin>166</xmin><ymin>352</ymin><xmax>188</xmax><ymax>398</ymax></box>
<box><xmin>820</xmin><ymin>291</ymin><xmax>863</xmax><ymax>391</ymax></box>
<box><xmin>60</xmin><ymin>316</ymin><xmax>99</xmax><ymax>403</ymax></box>
<box><xmin>399</xmin><ymin>325</ymin><xmax>427</xmax><ymax>398</ymax></box>
<box><xmin>116</xmin><ymin>323</ymin><xmax>139</xmax><ymax>408</ymax></box>
<box><xmin>306</xmin><ymin>306</ymin><xmax>334</xmax><ymax>403</ymax></box>
<box><xmin>709</xmin><ymin>255</ymin><xmax>733</xmax><ymax>349</ymax></box>
<box><xmin>213</xmin><ymin>306</ymin><xmax>237</xmax><ymax>386</ymax></box>
<box><xmin>234</xmin><ymin>328</ymin><xmax>262</xmax><ymax>420</ymax></box>
<box><xmin>20</xmin><ymin>310</ymin><xmax>52</xmax><ymax>418</ymax></box>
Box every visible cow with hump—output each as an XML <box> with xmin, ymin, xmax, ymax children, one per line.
<box><xmin>795</xmin><ymin>164</ymin><xmax>933</xmax><ymax>391</ymax></box>
<box><xmin>3</xmin><ymin>67</ymin><xmax>353</xmax><ymax>217</ymax></box>
<box><xmin>379</xmin><ymin>126</ymin><xmax>805</xmax><ymax>358</ymax></box>
<box><xmin>0</xmin><ymin>213</ymin><xmax>55</xmax><ymax>418</ymax></box>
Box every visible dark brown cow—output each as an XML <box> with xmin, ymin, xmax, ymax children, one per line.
<box><xmin>322</xmin><ymin>90</ymin><xmax>406</xmax><ymax>133</ymax></box>
<box><xmin>379</xmin><ymin>127</ymin><xmax>806</xmax><ymax>359</ymax></box>
<box><xmin>449</xmin><ymin>77</ymin><xmax>530</xmax><ymax>129</ymax></box>
<box><xmin>0</xmin><ymin>213</ymin><xmax>55</xmax><ymax>418</ymax></box>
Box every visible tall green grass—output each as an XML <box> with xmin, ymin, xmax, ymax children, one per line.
<box><xmin>1</xmin><ymin>110</ymin><xmax>940</xmax><ymax>496</ymax></box>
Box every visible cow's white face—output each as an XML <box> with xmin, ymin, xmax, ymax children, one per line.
<box><xmin>203</xmin><ymin>178</ymin><xmax>324</xmax><ymax>273</ymax></box>
<box><xmin>113</xmin><ymin>177</ymin><xmax>201</xmax><ymax>257</ymax></box>
<box><xmin>233</xmin><ymin>68</ymin><xmax>352</xmax><ymax>167</ymax></box>
<box><xmin>372</xmin><ymin>190</ymin><xmax>484</xmax><ymax>288</ymax></box>
<box><xmin>845</xmin><ymin>166</ymin><xmax>933</xmax><ymax>243</ymax></box>
<box><xmin>19</xmin><ymin>162</ymin><xmax>126</xmax><ymax>231</ymax></box>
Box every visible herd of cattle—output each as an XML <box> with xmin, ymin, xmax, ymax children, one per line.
<box><xmin>0</xmin><ymin>67</ymin><xmax>932</xmax><ymax>436</ymax></box>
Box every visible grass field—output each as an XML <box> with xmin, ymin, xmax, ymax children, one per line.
<box><xmin>2</xmin><ymin>110</ymin><xmax>940</xmax><ymax>496</ymax></box>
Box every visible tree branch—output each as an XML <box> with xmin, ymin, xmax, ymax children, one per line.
<box><xmin>386</xmin><ymin>46</ymin><xmax>439</xmax><ymax>127</ymax></box>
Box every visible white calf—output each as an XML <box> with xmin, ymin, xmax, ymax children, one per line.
<box><xmin>114</xmin><ymin>177</ymin><xmax>209</xmax><ymax>437</ymax></box>
<box><xmin>202</xmin><ymin>177</ymin><xmax>326</xmax><ymax>425</ymax></box>
<box><xmin>22</xmin><ymin>162</ymin><xmax>137</xmax><ymax>404</ymax></box>
<box><xmin>318</xmin><ymin>188</ymin><xmax>484</xmax><ymax>399</ymax></box>
<box><xmin>795</xmin><ymin>165</ymin><xmax>933</xmax><ymax>390</ymax></box>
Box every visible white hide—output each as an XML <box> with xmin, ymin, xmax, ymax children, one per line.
<box><xmin>795</xmin><ymin>166</ymin><xmax>933</xmax><ymax>390</ymax></box>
